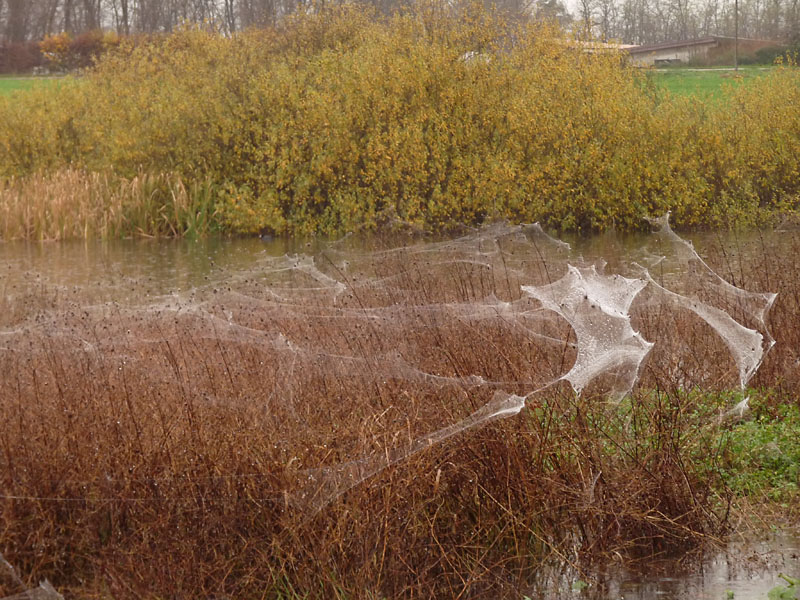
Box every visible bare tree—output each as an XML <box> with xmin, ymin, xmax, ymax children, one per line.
<box><xmin>136</xmin><ymin>0</ymin><xmax>162</xmax><ymax>32</ymax></box>
<box><xmin>238</xmin><ymin>0</ymin><xmax>277</xmax><ymax>28</ymax></box>
<box><xmin>596</xmin><ymin>0</ymin><xmax>618</xmax><ymax>38</ymax></box>
<box><xmin>5</xmin><ymin>0</ymin><xmax>28</xmax><ymax>42</ymax></box>
<box><xmin>223</xmin><ymin>0</ymin><xmax>236</xmax><ymax>31</ymax></box>
<box><xmin>533</xmin><ymin>0</ymin><xmax>573</xmax><ymax>25</ymax></box>
<box><xmin>577</xmin><ymin>0</ymin><xmax>597</xmax><ymax>34</ymax></box>
<box><xmin>762</xmin><ymin>0</ymin><xmax>781</xmax><ymax>38</ymax></box>
<box><xmin>112</xmin><ymin>0</ymin><xmax>132</xmax><ymax>34</ymax></box>
<box><xmin>666</xmin><ymin>0</ymin><xmax>691</xmax><ymax>39</ymax></box>
<box><xmin>1</xmin><ymin>0</ymin><xmax>796</xmax><ymax>48</ymax></box>
<box><xmin>788</xmin><ymin>0</ymin><xmax>799</xmax><ymax>39</ymax></box>
<box><xmin>82</xmin><ymin>0</ymin><xmax>102</xmax><ymax>29</ymax></box>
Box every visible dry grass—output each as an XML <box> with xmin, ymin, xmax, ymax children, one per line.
<box><xmin>0</xmin><ymin>169</ymin><xmax>218</xmax><ymax>240</ymax></box>
<box><xmin>0</xmin><ymin>228</ymin><xmax>799</xmax><ymax>598</ymax></box>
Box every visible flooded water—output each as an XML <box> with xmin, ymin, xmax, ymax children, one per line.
<box><xmin>1</xmin><ymin>225</ymin><xmax>798</xmax><ymax>598</ymax></box>
<box><xmin>0</xmin><ymin>236</ymin><xmax>296</xmax><ymax>302</ymax></box>
<box><xmin>0</xmin><ymin>227</ymin><xmax>785</xmax><ymax>302</ymax></box>
<box><xmin>556</xmin><ymin>531</ymin><xmax>800</xmax><ymax>600</ymax></box>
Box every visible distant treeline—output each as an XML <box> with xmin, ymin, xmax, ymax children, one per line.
<box><xmin>0</xmin><ymin>0</ymin><xmax>798</xmax><ymax>60</ymax></box>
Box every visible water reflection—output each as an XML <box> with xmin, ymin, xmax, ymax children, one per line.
<box><xmin>0</xmin><ymin>236</ymin><xmax>296</xmax><ymax>304</ymax></box>
<box><xmin>527</xmin><ymin>531</ymin><xmax>800</xmax><ymax>600</ymax></box>
<box><xmin>619</xmin><ymin>532</ymin><xmax>800</xmax><ymax>600</ymax></box>
<box><xmin>0</xmin><ymin>228</ymin><xmax>785</xmax><ymax>302</ymax></box>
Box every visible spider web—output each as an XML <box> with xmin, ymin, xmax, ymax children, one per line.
<box><xmin>0</xmin><ymin>216</ymin><xmax>778</xmax><ymax>517</ymax></box>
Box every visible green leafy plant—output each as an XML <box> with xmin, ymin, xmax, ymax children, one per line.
<box><xmin>768</xmin><ymin>574</ymin><xmax>800</xmax><ymax>600</ymax></box>
<box><xmin>718</xmin><ymin>399</ymin><xmax>800</xmax><ymax>503</ymax></box>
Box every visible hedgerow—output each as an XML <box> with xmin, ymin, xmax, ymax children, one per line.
<box><xmin>0</xmin><ymin>3</ymin><xmax>798</xmax><ymax>238</ymax></box>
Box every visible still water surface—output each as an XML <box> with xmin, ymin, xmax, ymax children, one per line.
<box><xmin>537</xmin><ymin>531</ymin><xmax>800</xmax><ymax>599</ymax></box>
<box><xmin>0</xmin><ymin>228</ymin><xmax>782</xmax><ymax>298</ymax></box>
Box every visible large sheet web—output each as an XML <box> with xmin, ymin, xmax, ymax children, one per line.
<box><xmin>639</xmin><ymin>213</ymin><xmax>776</xmax><ymax>388</ymax></box>
<box><xmin>0</xmin><ymin>216</ymin><xmax>777</xmax><ymax>516</ymax></box>
<box><xmin>522</xmin><ymin>266</ymin><xmax>652</xmax><ymax>402</ymax></box>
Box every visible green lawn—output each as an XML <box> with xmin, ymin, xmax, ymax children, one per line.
<box><xmin>0</xmin><ymin>76</ymin><xmax>61</xmax><ymax>95</ymax></box>
<box><xmin>0</xmin><ymin>68</ymin><xmax>777</xmax><ymax>100</ymax></box>
<box><xmin>648</xmin><ymin>66</ymin><xmax>775</xmax><ymax>99</ymax></box>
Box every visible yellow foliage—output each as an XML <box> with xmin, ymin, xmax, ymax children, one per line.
<box><xmin>2</xmin><ymin>4</ymin><xmax>799</xmax><ymax>238</ymax></box>
<box><xmin>39</xmin><ymin>32</ymin><xmax>72</xmax><ymax>69</ymax></box>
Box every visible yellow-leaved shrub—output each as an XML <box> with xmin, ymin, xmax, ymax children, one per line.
<box><xmin>0</xmin><ymin>4</ymin><xmax>798</xmax><ymax>238</ymax></box>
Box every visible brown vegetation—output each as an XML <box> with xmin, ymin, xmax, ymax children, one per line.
<box><xmin>1</xmin><ymin>226</ymin><xmax>798</xmax><ymax>598</ymax></box>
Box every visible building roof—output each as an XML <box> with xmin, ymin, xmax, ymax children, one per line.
<box><xmin>628</xmin><ymin>36</ymin><xmax>778</xmax><ymax>55</ymax></box>
<box><xmin>628</xmin><ymin>37</ymin><xmax>718</xmax><ymax>54</ymax></box>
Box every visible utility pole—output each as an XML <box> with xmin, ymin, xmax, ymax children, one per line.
<box><xmin>734</xmin><ymin>0</ymin><xmax>739</xmax><ymax>71</ymax></box>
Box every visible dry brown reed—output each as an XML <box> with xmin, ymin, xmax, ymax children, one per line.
<box><xmin>0</xmin><ymin>169</ymin><xmax>217</xmax><ymax>240</ymax></box>
<box><xmin>0</xmin><ymin>229</ymin><xmax>798</xmax><ymax>598</ymax></box>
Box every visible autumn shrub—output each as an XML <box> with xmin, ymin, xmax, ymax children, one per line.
<box><xmin>0</xmin><ymin>40</ymin><xmax>45</xmax><ymax>73</ymax></box>
<box><xmin>0</xmin><ymin>4</ymin><xmax>799</xmax><ymax>238</ymax></box>
<box><xmin>38</xmin><ymin>30</ymin><xmax>120</xmax><ymax>71</ymax></box>
<box><xmin>38</xmin><ymin>32</ymin><xmax>73</xmax><ymax>71</ymax></box>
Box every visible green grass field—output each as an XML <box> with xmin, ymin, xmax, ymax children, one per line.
<box><xmin>0</xmin><ymin>68</ymin><xmax>778</xmax><ymax>100</ymax></box>
<box><xmin>649</xmin><ymin>66</ymin><xmax>775</xmax><ymax>99</ymax></box>
<box><xmin>0</xmin><ymin>76</ymin><xmax>62</xmax><ymax>95</ymax></box>
<box><xmin>0</xmin><ymin>77</ymin><xmax>36</xmax><ymax>94</ymax></box>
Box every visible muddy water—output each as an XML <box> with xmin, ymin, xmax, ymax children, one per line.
<box><xmin>517</xmin><ymin>531</ymin><xmax>800</xmax><ymax>599</ymax></box>
<box><xmin>0</xmin><ymin>228</ymin><xmax>783</xmax><ymax>301</ymax></box>
<box><xmin>0</xmin><ymin>236</ymin><xmax>294</xmax><ymax>303</ymax></box>
<box><xmin>577</xmin><ymin>532</ymin><xmax>800</xmax><ymax>600</ymax></box>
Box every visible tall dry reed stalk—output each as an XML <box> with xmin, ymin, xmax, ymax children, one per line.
<box><xmin>0</xmin><ymin>169</ymin><xmax>218</xmax><ymax>240</ymax></box>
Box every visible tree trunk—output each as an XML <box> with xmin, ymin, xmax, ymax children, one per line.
<box><xmin>120</xmin><ymin>0</ymin><xmax>130</xmax><ymax>34</ymax></box>
<box><xmin>224</xmin><ymin>0</ymin><xmax>236</xmax><ymax>32</ymax></box>
<box><xmin>82</xmin><ymin>0</ymin><xmax>100</xmax><ymax>30</ymax></box>
<box><xmin>63</xmin><ymin>0</ymin><xmax>75</xmax><ymax>33</ymax></box>
<box><xmin>5</xmin><ymin>0</ymin><xmax>27</xmax><ymax>42</ymax></box>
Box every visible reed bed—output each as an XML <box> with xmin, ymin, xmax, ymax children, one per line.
<box><xmin>1</xmin><ymin>225</ymin><xmax>798</xmax><ymax>598</ymax></box>
<box><xmin>0</xmin><ymin>169</ymin><xmax>218</xmax><ymax>240</ymax></box>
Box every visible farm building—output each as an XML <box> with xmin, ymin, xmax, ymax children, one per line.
<box><xmin>627</xmin><ymin>36</ymin><xmax>779</xmax><ymax>66</ymax></box>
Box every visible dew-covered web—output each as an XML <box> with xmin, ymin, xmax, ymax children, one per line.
<box><xmin>635</xmin><ymin>213</ymin><xmax>776</xmax><ymax>390</ymax></box>
<box><xmin>521</xmin><ymin>265</ymin><xmax>653</xmax><ymax>403</ymax></box>
<box><xmin>0</xmin><ymin>216</ymin><xmax>778</xmax><ymax>516</ymax></box>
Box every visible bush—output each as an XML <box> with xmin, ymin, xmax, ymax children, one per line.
<box><xmin>0</xmin><ymin>40</ymin><xmax>45</xmax><ymax>73</ymax></box>
<box><xmin>0</xmin><ymin>5</ymin><xmax>799</xmax><ymax>238</ymax></box>
<box><xmin>39</xmin><ymin>32</ymin><xmax>72</xmax><ymax>70</ymax></box>
<box><xmin>753</xmin><ymin>45</ymin><xmax>790</xmax><ymax>65</ymax></box>
<box><xmin>39</xmin><ymin>30</ymin><xmax>120</xmax><ymax>71</ymax></box>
